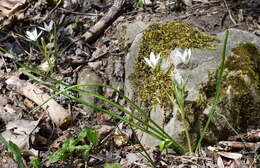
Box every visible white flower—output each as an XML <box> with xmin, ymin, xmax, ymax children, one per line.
<box><xmin>138</xmin><ymin>0</ymin><xmax>151</xmax><ymax>5</ymax></box>
<box><xmin>160</xmin><ymin>58</ymin><xmax>169</xmax><ymax>72</ymax></box>
<box><xmin>144</xmin><ymin>52</ymin><xmax>160</xmax><ymax>69</ymax></box>
<box><xmin>39</xmin><ymin>20</ymin><xmax>54</xmax><ymax>32</ymax></box>
<box><xmin>25</xmin><ymin>28</ymin><xmax>42</xmax><ymax>41</ymax></box>
<box><xmin>171</xmin><ymin>71</ymin><xmax>185</xmax><ymax>88</ymax></box>
<box><xmin>173</xmin><ymin>48</ymin><xmax>191</xmax><ymax>65</ymax></box>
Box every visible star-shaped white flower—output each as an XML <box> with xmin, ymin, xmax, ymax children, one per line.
<box><xmin>171</xmin><ymin>71</ymin><xmax>185</xmax><ymax>88</ymax></box>
<box><xmin>144</xmin><ymin>52</ymin><xmax>160</xmax><ymax>69</ymax></box>
<box><xmin>39</xmin><ymin>20</ymin><xmax>54</xmax><ymax>32</ymax></box>
<box><xmin>173</xmin><ymin>48</ymin><xmax>191</xmax><ymax>65</ymax></box>
<box><xmin>160</xmin><ymin>58</ymin><xmax>169</xmax><ymax>72</ymax></box>
<box><xmin>25</xmin><ymin>28</ymin><xmax>42</xmax><ymax>41</ymax></box>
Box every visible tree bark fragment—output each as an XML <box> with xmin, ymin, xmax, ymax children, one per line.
<box><xmin>5</xmin><ymin>76</ymin><xmax>72</xmax><ymax>128</ymax></box>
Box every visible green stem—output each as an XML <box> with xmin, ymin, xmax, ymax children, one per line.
<box><xmin>166</xmin><ymin>85</ymin><xmax>191</xmax><ymax>152</ymax></box>
<box><xmin>195</xmin><ymin>30</ymin><xmax>229</xmax><ymax>153</ymax></box>
<box><xmin>180</xmin><ymin>107</ymin><xmax>192</xmax><ymax>152</ymax></box>
<box><xmin>177</xmin><ymin>89</ymin><xmax>192</xmax><ymax>153</ymax></box>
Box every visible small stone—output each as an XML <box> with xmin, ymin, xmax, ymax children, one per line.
<box><xmin>77</xmin><ymin>67</ymin><xmax>102</xmax><ymax>114</ymax></box>
<box><xmin>125</xmin><ymin>153</ymin><xmax>140</xmax><ymax>163</ymax></box>
<box><xmin>97</xmin><ymin>125</ymin><xmax>114</xmax><ymax>136</ymax></box>
<box><xmin>23</xmin><ymin>98</ymin><xmax>34</xmax><ymax>109</ymax></box>
<box><xmin>113</xmin><ymin>134</ymin><xmax>128</xmax><ymax>147</ymax></box>
<box><xmin>0</xmin><ymin>96</ymin><xmax>9</xmax><ymax>106</ymax></box>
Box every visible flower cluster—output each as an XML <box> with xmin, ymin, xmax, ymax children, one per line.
<box><xmin>25</xmin><ymin>28</ymin><xmax>42</xmax><ymax>41</ymax></box>
<box><xmin>25</xmin><ymin>20</ymin><xmax>54</xmax><ymax>41</ymax></box>
<box><xmin>144</xmin><ymin>48</ymin><xmax>191</xmax><ymax>88</ymax></box>
<box><xmin>143</xmin><ymin>46</ymin><xmax>193</xmax><ymax>152</ymax></box>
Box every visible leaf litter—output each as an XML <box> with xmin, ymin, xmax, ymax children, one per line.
<box><xmin>0</xmin><ymin>0</ymin><xmax>259</xmax><ymax>167</ymax></box>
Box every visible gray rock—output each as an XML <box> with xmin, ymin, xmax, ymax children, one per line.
<box><xmin>125</xmin><ymin>153</ymin><xmax>140</xmax><ymax>164</ymax></box>
<box><xmin>179</xmin><ymin>29</ymin><xmax>260</xmax><ymax>102</ymax></box>
<box><xmin>125</xmin><ymin>28</ymin><xmax>260</xmax><ymax>147</ymax></box>
<box><xmin>136</xmin><ymin>105</ymin><xmax>165</xmax><ymax>147</ymax></box>
<box><xmin>77</xmin><ymin>67</ymin><xmax>101</xmax><ymax>114</ymax></box>
<box><xmin>125</xmin><ymin>21</ymin><xmax>150</xmax><ymax>45</ymax></box>
<box><xmin>125</xmin><ymin>33</ymin><xmax>143</xmax><ymax>103</ymax></box>
<box><xmin>116</xmin><ymin>21</ymin><xmax>149</xmax><ymax>46</ymax></box>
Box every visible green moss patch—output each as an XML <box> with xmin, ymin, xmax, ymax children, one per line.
<box><xmin>197</xmin><ymin>43</ymin><xmax>260</xmax><ymax>142</ymax></box>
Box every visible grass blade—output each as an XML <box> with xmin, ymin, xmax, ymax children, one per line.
<box><xmin>195</xmin><ymin>30</ymin><xmax>229</xmax><ymax>153</ymax></box>
<box><xmin>0</xmin><ymin>135</ymin><xmax>26</xmax><ymax>168</ymax></box>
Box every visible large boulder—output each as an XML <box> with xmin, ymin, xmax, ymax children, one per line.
<box><xmin>125</xmin><ymin>23</ymin><xmax>260</xmax><ymax>148</ymax></box>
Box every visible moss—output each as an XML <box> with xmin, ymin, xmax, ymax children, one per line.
<box><xmin>222</xmin><ymin>43</ymin><xmax>260</xmax><ymax>131</ymax></box>
<box><xmin>197</xmin><ymin>43</ymin><xmax>260</xmax><ymax>143</ymax></box>
<box><xmin>131</xmin><ymin>21</ymin><xmax>218</xmax><ymax>108</ymax></box>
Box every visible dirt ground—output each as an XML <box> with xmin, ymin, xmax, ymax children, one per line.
<box><xmin>0</xmin><ymin>0</ymin><xmax>259</xmax><ymax>167</ymax></box>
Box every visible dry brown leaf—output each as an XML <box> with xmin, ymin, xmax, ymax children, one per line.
<box><xmin>5</xmin><ymin>76</ymin><xmax>72</xmax><ymax>128</ymax></box>
<box><xmin>0</xmin><ymin>0</ymin><xmax>26</xmax><ymax>16</ymax></box>
<box><xmin>182</xmin><ymin>0</ymin><xmax>192</xmax><ymax>6</ymax></box>
<box><xmin>2</xmin><ymin>119</ymin><xmax>38</xmax><ymax>150</ymax></box>
<box><xmin>217</xmin><ymin>156</ymin><xmax>225</xmax><ymax>168</ymax></box>
<box><xmin>217</xmin><ymin>152</ymin><xmax>243</xmax><ymax>160</ymax></box>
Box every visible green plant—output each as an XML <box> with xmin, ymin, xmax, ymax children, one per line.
<box><xmin>104</xmin><ymin>163</ymin><xmax>122</xmax><ymax>168</ymax></box>
<box><xmin>30</xmin><ymin>157</ymin><xmax>41</xmax><ymax>168</ymax></box>
<box><xmin>47</xmin><ymin>126</ymin><xmax>99</xmax><ymax>163</ymax></box>
<box><xmin>137</xmin><ymin>0</ymin><xmax>145</xmax><ymax>7</ymax></box>
<box><xmin>144</xmin><ymin>48</ymin><xmax>192</xmax><ymax>152</ymax></box>
<box><xmin>19</xmin><ymin>66</ymin><xmax>186</xmax><ymax>154</ymax></box>
<box><xmin>13</xmin><ymin>29</ymin><xmax>230</xmax><ymax>155</ymax></box>
<box><xmin>170</xmin><ymin>71</ymin><xmax>192</xmax><ymax>152</ymax></box>
<box><xmin>195</xmin><ymin>30</ymin><xmax>229</xmax><ymax>152</ymax></box>
<box><xmin>25</xmin><ymin>20</ymin><xmax>58</xmax><ymax>73</ymax></box>
<box><xmin>0</xmin><ymin>135</ymin><xmax>25</xmax><ymax>168</ymax></box>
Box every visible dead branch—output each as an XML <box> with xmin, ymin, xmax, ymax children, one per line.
<box><xmin>228</xmin><ymin>129</ymin><xmax>260</xmax><ymax>142</ymax></box>
<box><xmin>83</xmin><ymin>0</ymin><xmax>126</xmax><ymax>43</ymax></box>
<box><xmin>218</xmin><ymin>141</ymin><xmax>256</xmax><ymax>151</ymax></box>
<box><xmin>6</xmin><ymin>76</ymin><xmax>72</xmax><ymax>128</ymax></box>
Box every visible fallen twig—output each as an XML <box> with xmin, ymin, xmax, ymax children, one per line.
<box><xmin>83</xmin><ymin>0</ymin><xmax>126</xmax><ymax>43</ymax></box>
<box><xmin>5</xmin><ymin>76</ymin><xmax>72</xmax><ymax>128</ymax></box>
<box><xmin>228</xmin><ymin>129</ymin><xmax>260</xmax><ymax>142</ymax></box>
<box><xmin>218</xmin><ymin>141</ymin><xmax>256</xmax><ymax>151</ymax></box>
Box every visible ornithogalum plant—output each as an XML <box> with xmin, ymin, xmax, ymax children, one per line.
<box><xmin>170</xmin><ymin>71</ymin><xmax>192</xmax><ymax>152</ymax></box>
<box><xmin>144</xmin><ymin>48</ymin><xmax>192</xmax><ymax>152</ymax></box>
<box><xmin>25</xmin><ymin>20</ymin><xmax>58</xmax><ymax>73</ymax></box>
<box><xmin>144</xmin><ymin>52</ymin><xmax>161</xmax><ymax>69</ymax></box>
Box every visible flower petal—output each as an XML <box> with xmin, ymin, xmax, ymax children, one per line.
<box><xmin>150</xmin><ymin>52</ymin><xmax>155</xmax><ymax>60</ymax></box>
<box><xmin>171</xmin><ymin>72</ymin><xmax>184</xmax><ymax>88</ymax></box>
<box><xmin>144</xmin><ymin>57</ymin><xmax>152</xmax><ymax>67</ymax></box>
<box><xmin>160</xmin><ymin>58</ymin><xmax>169</xmax><ymax>72</ymax></box>
<box><xmin>173</xmin><ymin>48</ymin><xmax>183</xmax><ymax>60</ymax></box>
<box><xmin>26</xmin><ymin>31</ymin><xmax>35</xmax><ymax>41</ymax></box>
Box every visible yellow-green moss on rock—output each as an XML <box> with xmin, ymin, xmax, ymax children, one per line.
<box><xmin>197</xmin><ymin>43</ymin><xmax>260</xmax><ymax>142</ymax></box>
<box><xmin>131</xmin><ymin>21</ymin><xmax>218</xmax><ymax>107</ymax></box>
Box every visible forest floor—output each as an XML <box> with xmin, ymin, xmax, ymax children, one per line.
<box><xmin>0</xmin><ymin>0</ymin><xmax>259</xmax><ymax>167</ymax></box>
